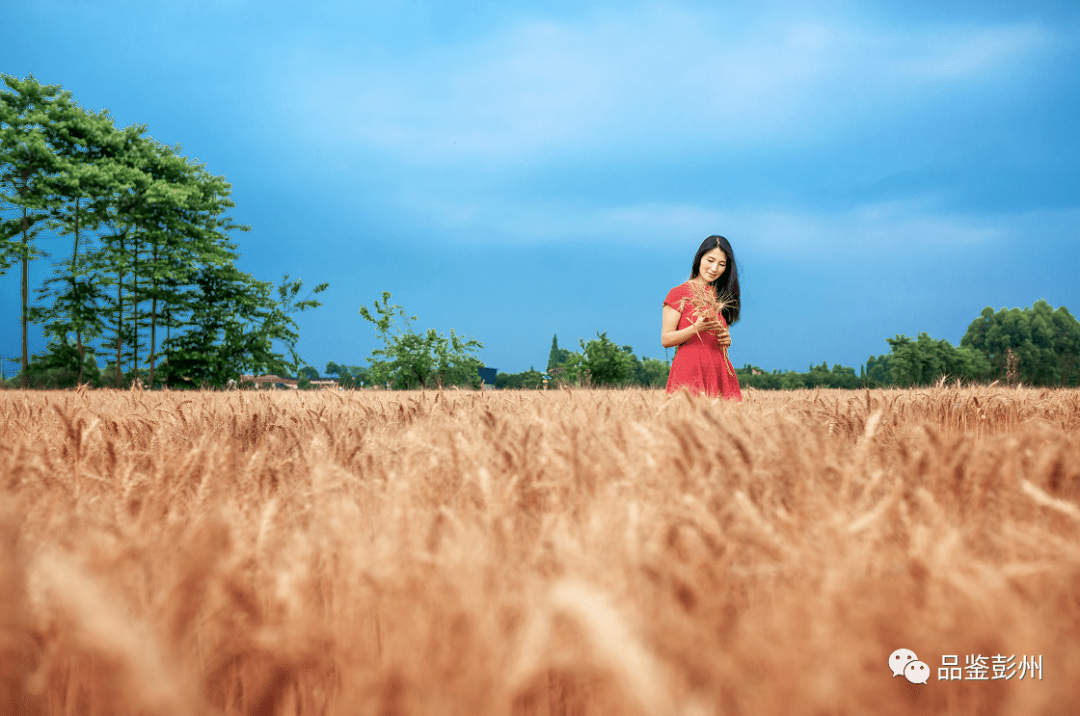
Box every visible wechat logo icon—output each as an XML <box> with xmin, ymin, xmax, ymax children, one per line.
<box><xmin>890</xmin><ymin>648</ymin><xmax>929</xmax><ymax>684</ymax></box>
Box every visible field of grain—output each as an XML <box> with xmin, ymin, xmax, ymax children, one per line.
<box><xmin>1</xmin><ymin>385</ymin><xmax>1079</xmax><ymax>715</ymax></box>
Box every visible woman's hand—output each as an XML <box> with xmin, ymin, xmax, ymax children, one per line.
<box><xmin>716</xmin><ymin>324</ymin><xmax>732</xmax><ymax>348</ymax></box>
<box><xmin>692</xmin><ymin>316</ymin><xmax>723</xmax><ymax>335</ymax></box>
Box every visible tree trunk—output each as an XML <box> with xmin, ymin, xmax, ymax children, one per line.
<box><xmin>162</xmin><ymin>305</ymin><xmax>170</xmax><ymax>385</ymax></box>
<box><xmin>21</xmin><ymin>205</ymin><xmax>29</xmax><ymax>389</ymax></box>
<box><xmin>149</xmin><ymin>243</ymin><xmax>158</xmax><ymax>388</ymax></box>
<box><xmin>149</xmin><ymin>297</ymin><xmax>157</xmax><ymax>388</ymax></box>
<box><xmin>132</xmin><ymin>230</ymin><xmax>139</xmax><ymax>384</ymax></box>
<box><xmin>116</xmin><ymin>235</ymin><xmax>124</xmax><ymax>387</ymax></box>
<box><xmin>73</xmin><ymin>198</ymin><xmax>84</xmax><ymax>385</ymax></box>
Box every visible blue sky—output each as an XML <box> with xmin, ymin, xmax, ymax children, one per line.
<box><xmin>3</xmin><ymin>1</ymin><xmax>1078</xmax><ymax>376</ymax></box>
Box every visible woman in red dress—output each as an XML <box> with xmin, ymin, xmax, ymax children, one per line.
<box><xmin>662</xmin><ymin>235</ymin><xmax>742</xmax><ymax>401</ymax></box>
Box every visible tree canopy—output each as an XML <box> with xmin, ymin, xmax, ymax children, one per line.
<box><xmin>961</xmin><ymin>300</ymin><xmax>1080</xmax><ymax>387</ymax></box>
<box><xmin>359</xmin><ymin>292</ymin><xmax>484</xmax><ymax>389</ymax></box>
<box><xmin>1</xmin><ymin>74</ymin><xmax>326</xmax><ymax>389</ymax></box>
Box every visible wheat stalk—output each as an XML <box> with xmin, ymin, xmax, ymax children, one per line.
<box><xmin>680</xmin><ymin>279</ymin><xmax>737</xmax><ymax>378</ymax></box>
<box><xmin>1</xmin><ymin>387</ymin><xmax>1079</xmax><ymax>714</ymax></box>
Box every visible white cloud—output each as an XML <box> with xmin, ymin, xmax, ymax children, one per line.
<box><xmin>265</xmin><ymin>8</ymin><xmax>1056</xmax><ymax>162</ymax></box>
<box><xmin>898</xmin><ymin>24</ymin><xmax>1047</xmax><ymax>79</ymax></box>
<box><xmin>373</xmin><ymin>188</ymin><xmax>1079</xmax><ymax>267</ymax></box>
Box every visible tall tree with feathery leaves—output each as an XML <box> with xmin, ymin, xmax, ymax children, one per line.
<box><xmin>0</xmin><ymin>74</ymin><xmax>75</xmax><ymax>387</ymax></box>
<box><xmin>29</xmin><ymin>97</ymin><xmax>123</xmax><ymax>384</ymax></box>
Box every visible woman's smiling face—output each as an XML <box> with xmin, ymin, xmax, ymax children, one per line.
<box><xmin>697</xmin><ymin>247</ymin><xmax>728</xmax><ymax>282</ymax></box>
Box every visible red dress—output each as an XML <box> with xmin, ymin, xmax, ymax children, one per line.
<box><xmin>663</xmin><ymin>282</ymin><xmax>742</xmax><ymax>401</ymax></box>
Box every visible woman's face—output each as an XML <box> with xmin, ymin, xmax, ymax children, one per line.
<box><xmin>698</xmin><ymin>248</ymin><xmax>728</xmax><ymax>282</ymax></box>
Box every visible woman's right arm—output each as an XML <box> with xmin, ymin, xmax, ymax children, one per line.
<box><xmin>662</xmin><ymin>305</ymin><xmax>721</xmax><ymax>348</ymax></box>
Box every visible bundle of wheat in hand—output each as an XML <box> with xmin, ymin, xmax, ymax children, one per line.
<box><xmin>681</xmin><ymin>280</ymin><xmax>737</xmax><ymax>378</ymax></box>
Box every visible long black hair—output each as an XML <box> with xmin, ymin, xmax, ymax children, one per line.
<box><xmin>689</xmin><ymin>235</ymin><xmax>741</xmax><ymax>325</ymax></box>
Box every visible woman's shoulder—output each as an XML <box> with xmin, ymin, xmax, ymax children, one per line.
<box><xmin>663</xmin><ymin>281</ymin><xmax>692</xmax><ymax>305</ymax></box>
<box><xmin>667</xmin><ymin>281</ymin><xmax>693</xmax><ymax>295</ymax></box>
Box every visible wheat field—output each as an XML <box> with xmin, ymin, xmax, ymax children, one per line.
<box><xmin>1</xmin><ymin>385</ymin><xmax>1079</xmax><ymax>716</ymax></box>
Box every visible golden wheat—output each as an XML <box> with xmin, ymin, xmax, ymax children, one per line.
<box><xmin>1</xmin><ymin>385</ymin><xmax>1079</xmax><ymax>715</ymax></box>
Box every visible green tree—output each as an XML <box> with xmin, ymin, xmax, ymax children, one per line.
<box><xmin>326</xmin><ymin>362</ymin><xmax>368</xmax><ymax>388</ymax></box>
<box><xmin>579</xmin><ymin>332</ymin><xmax>634</xmax><ymax>387</ymax></box>
<box><xmin>805</xmin><ymin>361</ymin><xmax>859</xmax><ymax>389</ymax></box>
<box><xmin>548</xmin><ymin>351</ymin><xmax>587</xmax><ymax>386</ymax></box>
<box><xmin>23</xmin><ymin>338</ymin><xmax>101</xmax><ymax>388</ymax></box>
<box><xmin>778</xmin><ymin>371</ymin><xmax>808</xmax><ymax>390</ymax></box>
<box><xmin>1</xmin><ymin>74</ymin><xmax>76</xmax><ymax>387</ymax></box>
<box><xmin>157</xmin><ymin>261</ymin><xmax>260</xmax><ymax>387</ymax></box>
<box><xmin>882</xmin><ymin>333</ymin><xmax>991</xmax><ymax>387</ymax></box>
<box><xmin>861</xmin><ymin>354</ymin><xmax>891</xmax><ymax>388</ymax></box>
<box><xmin>735</xmin><ymin>365</ymin><xmax>781</xmax><ymax>390</ymax></box>
<box><xmin>962</xmin><ymin>301</ymin><xmax>1080</xmax><ymax>387</ymax></box>
<box><xmin>495</xmin><ymin>367</ymin><xmax>545</xmax><ymax>389</ymax></box>
<box><xmin>158</xmin><ymin>267</ymin><xmax>325</xmax><ymax>388</ymax></box>
<box><xmin>29</xmin><ymin>100</ymin><xmax>122</xmax><ymax>384</ymax></box>
<box><xmin>327</xmin><ymin>361</ymin><xmax>369</xmax><ymax>388</ymax></box>
<box><xmin>2</xmin><ymin>75</ymin><xmax>329</xmax><ymax>391</ymax></box>
<box><xmin>263</xmin><ymin>274</ymin><xmax>329</xmax><ymax>378</ymax></box>
<box><xmin>547</xmin><ymin>334</ymin><xmax>571</xmax><ymax>373</ymax></box>
<box><xmin>1048</xmin><ymin>305</ymin><xmax>1080</xmax><ymax>386</ymax></box>
<box><xmin>584</xmin><ymin>340</ymin><xmax>671</xmax><ymax>388</ymax></box>
<box><xmin>324</xmin><ymin>363</ymin><xmax>374</xmax><ymax>389</ymax></box>
<box><xmin>90</xmin><ymin>126</ymin><xmax>155</xmax><ymax>386</ymax></box>
<box><xmin>146</xmin><ymin>150</ymin><xmax>250</xmax><ymax>387</ymax></box>
<box><xmin>86</xmin><ymin>130</ymin><xmax>249</xmax><ymax>388</ymax></box>
<box><xmin>633</xmin><ymin>356</ymin><xmax>671</xmax><ymax>388</ymax></box>
<box><xmin>1</xmin><ymin>355</ymin><xmax>21</xmax><ymax>385</ymax></box>
<box><xmin>346</xmin><ymin>364</ymin><xmax>374</xmax><ymax>388</ymax></box>
<box><xmin>360</xmin><ymin>292</ymin><xmax>484</xmax><ymax>389</ymax></box>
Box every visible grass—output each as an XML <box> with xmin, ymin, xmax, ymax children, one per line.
<box><xmin>1</xmin><ymin>384</ymin><xmax>1079</xmax><ymax>715</ymax></box>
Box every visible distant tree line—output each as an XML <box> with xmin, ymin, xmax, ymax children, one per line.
<box><xmin>532</xmin><ymin>333</ymin><xmax>670</xmax><ymax>388</ymax></box>
<box><xmin>738</xmin><ymin>300</ymin><xmax>1080</xmax><ymax>390</ymax></box>
<box><xmin>1</xmin><ymin>75</ymin><xmax>326</xmax><ymax>389</ymax></box>
<box><xmin>232</xmin><ymin>298</ymin><xmax>1077</xmax><ymax>393</ymax></box>
<box><xmin>489</xmin><ymin>333</ymin><xmax>671</xmax><ymax>389</ymax></box>
<box><xmin>490</xmin><ymin>300</ymin><xmax>1079</xmax><ymax>391</ymax></box>
<box><xmin>310</xmin><ymin>298</ymin><xmax>1077</xmax><ymax>392</ymax></box>
<box><xmin>290</xmin><ymin>292</ymin><xmax>484</xmax><ymax>392</ymax></box>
